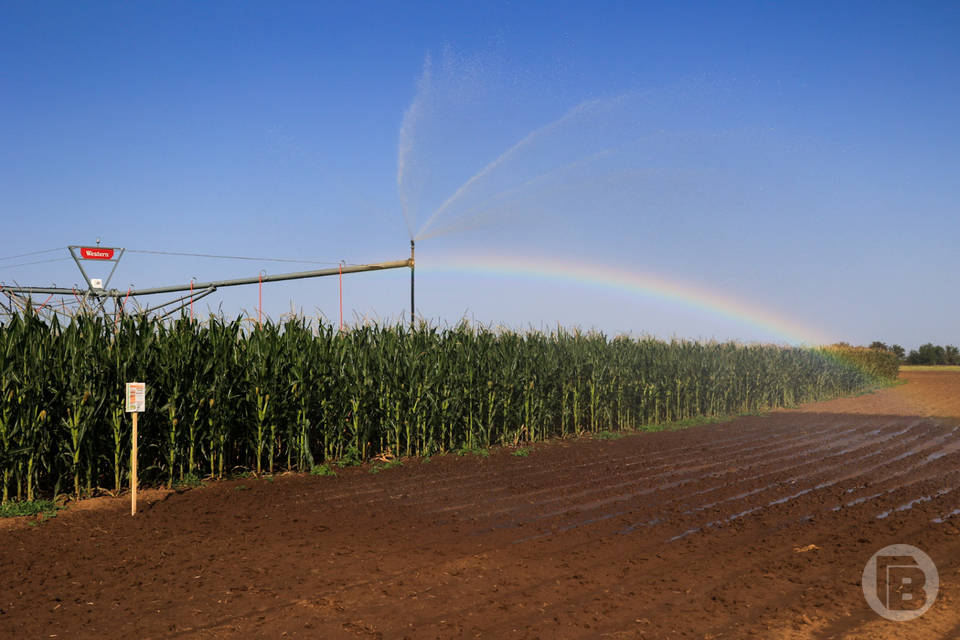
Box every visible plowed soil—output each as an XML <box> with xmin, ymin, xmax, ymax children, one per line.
<box><xmin>3</xmin><ymin>370</ymin><xmax>960</xmax><ymax>639</ymax></box>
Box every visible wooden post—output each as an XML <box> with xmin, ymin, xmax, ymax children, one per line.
<box><xmin>125</xmin><ymin>381</ymin><xmax>145</xmax><ymax>516</ymax></box>
<box><xmin>131</xmin><ymin>412</ymin><xmax>138</xmax><ymax>516</ymax></box>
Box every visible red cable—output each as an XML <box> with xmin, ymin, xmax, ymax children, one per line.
<box><xmin>35</xmin><ymin>293</ymin><xmax>54</xmax><ymax>312</ymax></box>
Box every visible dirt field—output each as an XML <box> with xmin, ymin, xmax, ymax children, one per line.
<box><xmin>3</xmin><ymin>370</ymin><xmax>960</xmax><ymax>639</ymax></box>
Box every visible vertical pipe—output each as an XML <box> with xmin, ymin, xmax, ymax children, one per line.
<box><xmin>258</xmin><ymin>273</ymin><xmax>262</xmax><ymax>328</ymax></box>
<box><xmin>410</xmin><ymin>240</ymin><xmax>415</xmax><ymax>331</ymax></box>
<box><xmin>339</xmin><ymin>262</ymin><xmax>343</xmax><ymax>331</ymax></box>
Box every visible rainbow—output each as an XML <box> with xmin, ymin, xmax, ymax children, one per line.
<box><xmin>420</xmin><ymin>252</ymin><xmax>831</xmax><ymax>345</ymax></box>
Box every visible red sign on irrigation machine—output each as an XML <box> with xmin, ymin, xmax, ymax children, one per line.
<box><xmin>80</xmin><ymin>247</ymin><xmax>116</xmax><ymax>260</ymax></box>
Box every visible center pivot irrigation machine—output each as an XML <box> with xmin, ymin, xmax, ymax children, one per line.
<box><xmin>1</xmin><ymin>241</ymin><xmax>417</xmax><ymax>328</ymax></box>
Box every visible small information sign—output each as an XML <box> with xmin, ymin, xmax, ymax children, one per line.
<box><xmin>125</xmin><ymin>382</ymin><xmax>145</xmax><ymax>413</ymax></box>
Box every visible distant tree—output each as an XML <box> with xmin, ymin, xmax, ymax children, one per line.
<box><xmin>868</xmin><ymin>341</ymin><xmax>906</xmax><ymax>361</ymax></box>
<box><xmin>907</xmin><ymin>343</ymin><xmax>947</xmax><ymax>365</ymax></box>
<box><xmin>946</xmin><ymin>345</ymin><xmax>960</xmax><ymax>365</ymax></box>
<box><xmin>925</xmin><ymin>344</ymin><xmax>948</xmax><ymax>365</ymax></box>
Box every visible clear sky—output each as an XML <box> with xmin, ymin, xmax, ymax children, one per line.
<box><xmin>2</xmin><ymin>1</ymin><xmax>957</xmax><ymax>348</ymax></box>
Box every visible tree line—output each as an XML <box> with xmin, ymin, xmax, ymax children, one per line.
<box><xmin>869</xmin><ymin>342</ymin><xmax>960</xmax><ymax>366</ymax></box>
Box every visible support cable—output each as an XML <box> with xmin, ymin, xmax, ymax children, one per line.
<box><xmin>0</xmin><ymin>248</ymin><xmax>62</xmax><ymax>261</ymax></box>
<box><xmin>0</xmin><ymin>257</ymin><xmax>73</xmax><ymax>269</ymax></box>
<box><xmin>125</xmin><ymin>248</ymin><xmax>354</xmax><ymax>266</ymax></box>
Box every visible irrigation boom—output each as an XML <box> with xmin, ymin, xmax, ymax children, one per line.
<box><xmin>127</xmin><ymin>258</ymin><xmax>412</xmax><ymax>297</ymax></box>
<box><xmin>2</xmin><ymin>243</ymin><xmax>416</xmax><ymax>327</ymax></box>
<box><xmin>1</xmin><ymin>259</ymin><xmax>412</xmax><ymax>297</ymax></box>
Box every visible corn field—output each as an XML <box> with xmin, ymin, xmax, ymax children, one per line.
<box><xmin>0</xmin><ymin>310</ymin><xmax>897</xmax><ymax>502</ymax></box>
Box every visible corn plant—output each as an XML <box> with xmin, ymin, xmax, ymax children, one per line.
<box><xmin>0</xmin><ymin>310</ymin><xmax>898</xmax><ymax>502</ymax></box>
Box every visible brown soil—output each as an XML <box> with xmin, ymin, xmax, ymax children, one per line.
<box><xmin>3</xmin><ymin>370</ymin><xmax>960</xmax><ymax>639</ymax></box>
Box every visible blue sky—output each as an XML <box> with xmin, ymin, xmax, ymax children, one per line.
<box><xmin>1</xmin><ymin>1</ymin><xmax>958</xmax><ymax>348</ymax></box>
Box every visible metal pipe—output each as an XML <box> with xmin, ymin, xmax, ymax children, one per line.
<box><xmin>123</xmin><ymin>258</ymin><xmax>412</xmax><ymax>297</ymax></box>
<box><xmin>157</xmin><ymin>288</ymin><xmax>218</xmax><ymax>320</ymax></box>
<box><xmin>0</xmin><ymin>286</ymin><xmax>78</xmax><ymax>295</ymax></box>
<box><xmin>410</xmin><ymin>240</ymin><xmax>415</xmax><ymax>331</ymax></box>
<box><xmin>142</xmin><ymin>287</ymin><xmax>217</xmax><ymax>314</ymax></box>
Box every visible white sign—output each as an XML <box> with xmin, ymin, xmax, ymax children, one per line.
<box><xmin>125</xmin><ymin>382</ymin><xmax>146</xmax><ymax>413</ymax></box>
